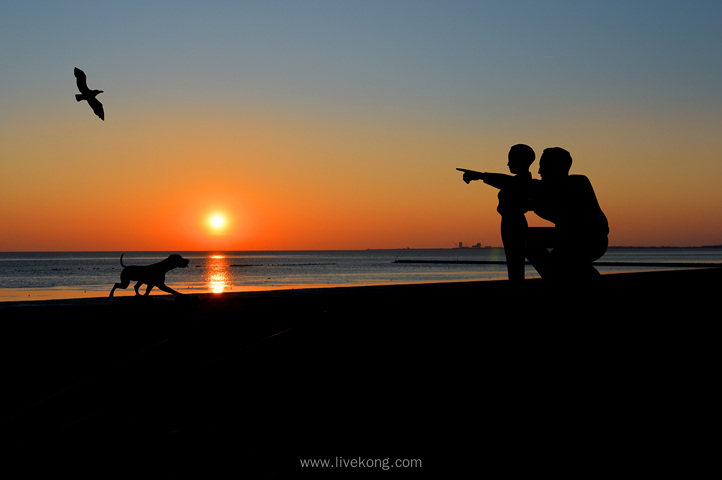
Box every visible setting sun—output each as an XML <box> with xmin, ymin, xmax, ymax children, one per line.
<box><xmin>211</xmin><ymin>215</ymin><xmax>224</xmax><ymax>228</ymax></box>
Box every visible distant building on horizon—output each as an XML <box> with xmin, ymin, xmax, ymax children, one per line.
<box><xmin>455</xmin><ymin>242</ymin><xmax>482</xmax><ymax>249</ymax></box>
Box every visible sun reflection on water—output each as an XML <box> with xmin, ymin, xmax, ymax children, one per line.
<box><xmin>206</xmin><ymin>255</ymin><xmax>230</xmax><ymax>294</ymax></box>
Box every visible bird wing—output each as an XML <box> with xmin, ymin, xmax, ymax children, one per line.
<box><xmin>74</xmin><ymin>67</ymin><xmax>90</xmax><ymax>93</ymax></box>
<box><xmin>87</xmin><ymin>97</ymin><xmax>105</xmax><ymax>120</ymax></box>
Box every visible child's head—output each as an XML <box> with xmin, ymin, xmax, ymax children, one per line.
<box><xmin>507</xmin><ymin>144</ymin><xmax>535</xmax><ymax>174</ymax></box>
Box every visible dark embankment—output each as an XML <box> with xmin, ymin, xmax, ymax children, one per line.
<box><xmin>1</xmin><ymin>268</ymin><xmax>719</xmax><ymax>478</ymax></box>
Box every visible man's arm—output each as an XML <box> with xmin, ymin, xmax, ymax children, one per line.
<box><xmin>457</xmin><ymin>168</ymin><xmax>512</xmax><ymax>189</ymax></box>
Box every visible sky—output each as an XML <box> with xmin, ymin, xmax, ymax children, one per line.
<box><xmin>1</xmin><ymin>0</ymin><xmax>721</xmax><ymax>251</ymax></box>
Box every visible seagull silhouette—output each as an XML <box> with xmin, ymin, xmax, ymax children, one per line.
<box><xmin>74</xmin><ymin>67</ymin><xmax>104</xmax><ymax>120</ymax></box>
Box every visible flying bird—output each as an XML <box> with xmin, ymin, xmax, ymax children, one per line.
<box><xmin>74</xmin><ymin>67</ymin><xmax>104</xmax><ymax>120</ymax></box>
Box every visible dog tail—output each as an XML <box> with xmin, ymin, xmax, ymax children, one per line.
<box><xmin>120</xmin><ymin>253</ymin><xmax>126</xmax><ymax>268</ymax></box>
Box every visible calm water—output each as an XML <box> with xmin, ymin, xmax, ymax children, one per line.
<box><xmin>1</xmin><ymin>248</ymin><xmax>721</xmax><ymax>302</ymax></box>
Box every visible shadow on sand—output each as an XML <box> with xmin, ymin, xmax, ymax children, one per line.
<box><xmin>1</xmin><ymin>268</ymin><xmax>719</xmax><ymax>478</ymax></box>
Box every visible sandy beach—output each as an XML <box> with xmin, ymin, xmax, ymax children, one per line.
<box><xmin>1</xmin><ymin>268</ymin><xmax>719</xmax><ymax>478</ymax></box>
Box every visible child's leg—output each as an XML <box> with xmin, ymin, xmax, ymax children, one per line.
<box><xmin>501</xmin><ymin>214</ymin><xmax>528</xmax><ymax>282</ymax></box>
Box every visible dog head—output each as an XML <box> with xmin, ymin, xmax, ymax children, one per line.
<box><xmin>168</xmin><ymin>254</ymin><xmax>190</xmax><ymax>269</ymax></box>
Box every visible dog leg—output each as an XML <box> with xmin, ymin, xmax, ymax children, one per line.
<box><xmin>157</xmin><ymin>283</ymin><xmax>184</xmax><ymax>296</ymax></box>
<box><xmin>110</xmin><ymin>280</ymin><xmax>129</xmax><ymax>298</ymax></box>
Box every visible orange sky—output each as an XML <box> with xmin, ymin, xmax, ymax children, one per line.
<box><xmin>2</xmin><ymin>2</ymin><xmax>721</xmax><ymax>251</ymax></box>
<box><xmin>3</xmin><ymin>102</ymin><xmax>721</xmax><ymax>251</ymax></box>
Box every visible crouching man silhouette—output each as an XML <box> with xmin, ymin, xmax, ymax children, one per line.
<box><xmin>524</xmin><ymin>147</ymin><xmax>609</xmax><ymax>280</ymax></box>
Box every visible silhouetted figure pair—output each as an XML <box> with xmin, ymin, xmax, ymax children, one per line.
<box><xmin>460</xmin><ymin>145</ymin><xmax>608</xmax><ymax>281</ymax></box>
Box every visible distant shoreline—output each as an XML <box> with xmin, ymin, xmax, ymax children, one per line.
<box><xmin>369</xmin><ymin>245</ymin><xmax>722</xmax><ymax>251</ymax></box>
<box><xmin>2</xmin><ymin>245</ymin><xmax>722</xmax><ymax>254</ymax></box>
<box><xmin>394</xmin><ymin>259</ymin><xmax>722</xmax><ymax>268</ymax></box>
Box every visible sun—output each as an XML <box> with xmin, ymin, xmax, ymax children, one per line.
<box><xmin>211</xmin><ymin>215</ymin><xmax>224</xmax><ymax>228</ymax></box>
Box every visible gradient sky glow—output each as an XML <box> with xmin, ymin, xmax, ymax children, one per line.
<box><xmin>2</xmin><ymin>0</ymin><xmax>721</xmax><ymax>250</ymax></box>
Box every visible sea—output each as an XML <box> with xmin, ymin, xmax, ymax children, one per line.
<box><xmin>1</xmin><ymin>248</ymin><xmax>721</xmax><ymax>302</ymax></box>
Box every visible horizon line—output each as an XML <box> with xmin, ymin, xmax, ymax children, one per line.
<box><xmin>2</xmin><ymin>245</ymin><xmax>722</xmax><ymax>253</ymax></box>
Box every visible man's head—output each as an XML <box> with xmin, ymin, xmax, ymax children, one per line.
<box><xmin>507</xmin><ymin>144</ymin><xmax>535</xmax><ymax>174</ymax></box>
<box><xmin>539</xmin><ymin>147</ymin><xmax>572</xmax><ymax>182</ymax></box>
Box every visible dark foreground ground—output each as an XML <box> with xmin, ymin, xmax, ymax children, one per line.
<box><xmin>1</xmin><ymin>269</ymin><xmax>720</xmax><ymax>478</ymax></box>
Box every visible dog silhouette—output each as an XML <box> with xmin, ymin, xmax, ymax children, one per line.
<box><xmin>109</xmin><ymin>254</ymin><xmax>189</xmax><ymax>298</ymax></box>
